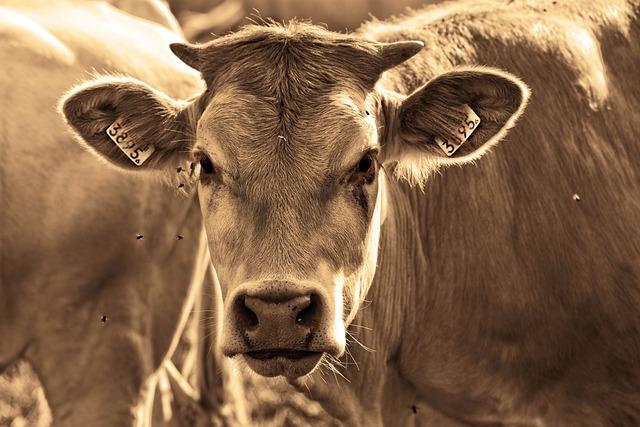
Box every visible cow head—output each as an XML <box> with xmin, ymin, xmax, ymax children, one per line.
<box><xmin>61</xmin><ymin>23</ymin><xmax>528</xmax><ymax>379</ymax></box>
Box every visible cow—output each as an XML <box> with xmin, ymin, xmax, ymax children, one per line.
<box><xmin>0</xmin><ymin>1</ymin><xmax>240</xmax><ymax>426</ymax></box>
<box><xmin>60</xmin><ymin>0</ymin><xmax>640</xmax><ymax>425</ymax></box>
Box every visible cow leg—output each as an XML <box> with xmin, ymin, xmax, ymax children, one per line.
<box><xmin>20</xmin><ymin>228</ymin><xmax>209</xmax><ymax>427</ymax></box>
<box><xmin>25</xmin><ymin>316</ymin><xmax>154</xmax><ymax>427</ymax></box>
<box><xmin>21</xmin><ymin>270</ymin><xmax>191</xmax><ymax>427</ymax></box>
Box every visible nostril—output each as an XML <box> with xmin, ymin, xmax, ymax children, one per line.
<box><xmin>236</xmin><ymin>296</ymin><xmax>259</xmax><ymax>330</ymax></box>
<box><xmin>295</xmin><ymin>294</ymin><xmax>322</xmax><ymax>327</ymax></box>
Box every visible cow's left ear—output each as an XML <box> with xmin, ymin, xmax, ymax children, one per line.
<box><xmin>382</xmin><ymin>67</ymin><xmax>529</xmax><ymax>186</ymax></box>
<box><xmin>60</xmin><ymin>77</ymin><xmax>194</xmax><ymax>171</ymax></box>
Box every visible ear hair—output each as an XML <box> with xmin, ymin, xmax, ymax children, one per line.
<box><xmin>382</xmin><ymin>67</ymin><xmax>530</xmax><ymax>187</ymax></box>
<box><xmin>399</xmin><ymin>67</ymin><xmax>529</xmax><ymax>157</ymax></box>
<box><xmin>60</xmin><ymin>76</ymin><xmax>195</xmax><ymax>170</ymax></box>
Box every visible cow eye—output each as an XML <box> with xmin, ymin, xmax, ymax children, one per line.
<box><xmin>199</xmin><ymin>155</ymin><xmax>215</xmax><ymax>174</ymax></box>
<box><xmin>347</xmin><ymin>151</ymin><xmax>378</xmax><ymax>185</ymax></box>
<box><xmin>357</xmin><ymin>156</ymin><xmax>373</xmax><ymax>174</ymax></box>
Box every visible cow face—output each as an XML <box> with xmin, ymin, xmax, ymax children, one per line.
<box><xmin>190</xmin><ymin>85</ymin><xmax>384</xmax><ymax>378</ymax></box>
<box><xmin>61</xmin><ymin>23</ymin><xmax>528</xmax><ymax>379</ymax></box>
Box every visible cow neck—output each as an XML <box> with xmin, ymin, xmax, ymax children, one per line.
<box><xmin>342</xmin><ymin>174</ymin><xmax>428</xmax><ymax>402</ymax></box>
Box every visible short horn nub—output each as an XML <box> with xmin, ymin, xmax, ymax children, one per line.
<box><xmin>377</xmin><ymin>40</ymin><xmax>424</xmax><ymax>73</ymax></box>
<box><xmin>170</xmin><ymin>42</ymin><xmax>204</xmax><ymax>71</ymax></box>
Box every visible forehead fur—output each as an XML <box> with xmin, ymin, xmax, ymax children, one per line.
<box><xmin>196</xmin><ymin>21</ymin><xmax>382</xmax><ymax>91</ymax></box>
<box><xmin>199</xmin><ymin>85</ymin><xmax>376</xmax><ymax>190</ymax></box>
<box><xmin>193</xmin><ymin>22</ymin><xmax>383</xmax><ymax>191</ymax></box>
<box><xmin>193</xmin><ymin>22</ymin><xmax>383</xmax><ymax>139</ymax></box>
<box><xmin>189</xmin><ymin>22</ymin><xmax>385</xmax><ymax>276</ymax></box>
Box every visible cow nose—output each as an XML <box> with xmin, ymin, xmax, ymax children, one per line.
<box><xmin>236</xmin><ymin>294</ymin><xmax>321</xmax><ymax>347</ymax></box>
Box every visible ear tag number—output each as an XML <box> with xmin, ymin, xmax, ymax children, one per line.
<box><xmin>435</xmin><ymin>104</ymin><xmax>481</xmax><ymax>157</ymax></box>
<box><xmin>106</xmin><ymin>118</ymin><xmax>156</xmax><ymax>166</ymax></box>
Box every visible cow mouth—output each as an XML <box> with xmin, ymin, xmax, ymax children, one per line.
<box><xmin>246</xmin><ymin>349</ymin><xmax>318</xmax><ymax>360</ymax></box>
<box><xmin>243</xmin><ymin>350</ymin><xmax>323</xmax><ymax>378</ymax></box>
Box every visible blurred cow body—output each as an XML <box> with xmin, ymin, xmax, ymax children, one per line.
<box><xmin>104</xmin><ymin>0</ymin><xmax>182</xmax><ymax>34</ymax></box>
<box><xmin>167</xmin><ymin>0</ymin><xmax>433</xmax><ymax>42</ymax></box>
<box><xmin>0</xmin><ymin>1</ymin><xmax>216</xmax><ymax>426</ymax></box>
<box><xmin>59</xmin><ymin>0</ymin><xmax>639</xmax><ymax>427</ymax></box>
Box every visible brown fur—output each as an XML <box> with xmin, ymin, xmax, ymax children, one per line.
<box><xmin>357</xmin><ymin>0</ymin><xmax>640</xmax><ymax>425</ymax></box>
<box><xmin>60</xmin><ymin>0</ymin><xmax>640</xmax><ymax>425</ymax></box>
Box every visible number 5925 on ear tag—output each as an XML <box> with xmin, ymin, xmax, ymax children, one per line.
<box><xmin>106</xmin><ymin>119</ymin><xmax>156</xmax><ymax>166</ymax></box>
<box><xmin>435</xmin><ymin>104</ymin><xmax>481</xmax><ymax>157</ymax></box>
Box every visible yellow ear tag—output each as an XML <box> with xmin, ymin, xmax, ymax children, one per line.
<box><xmin>435</xmin><ymin>104</ymin><xmax>481</xmax><ymax>156</ymax></box>
<box><xmin>106</xmin><ymin>118</ymin><xmax>156</xmax><ymax>166</ymax></box>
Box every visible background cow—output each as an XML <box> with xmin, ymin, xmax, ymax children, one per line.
<box><xmin>165</xmin><ymin>0</ymin><xmax>436</xmax><ymax>42</ymax></box>
<box><xmin>0</xmin><ymin>1</ymin><xmax>242</xmax><ymax>426</ymax></box>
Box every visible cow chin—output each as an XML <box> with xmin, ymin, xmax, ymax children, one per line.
<box><xmin>242</xmin><ymin>351</ymin><xmax>325</xmax><ymax>378</ymax></box>
<box><xmin>226</xmin><ymin>339</ymin><xmax>343</xmax><ymax>379</ymax></box>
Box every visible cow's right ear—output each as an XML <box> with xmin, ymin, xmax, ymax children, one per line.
<box><xmin>380</xmin><ymin>67</ymin><xmax>529</xmax><ymax>187</ymax></box>
<box><xmin>60</xmin><ymin>77</ymin><xmax>194</xmax><ymax>170</ymax></box>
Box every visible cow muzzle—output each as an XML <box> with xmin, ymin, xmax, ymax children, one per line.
<box><xmin>221</xmin><ymin>281</ymin><xmax>345</xmax><ymax>378</ymax></box>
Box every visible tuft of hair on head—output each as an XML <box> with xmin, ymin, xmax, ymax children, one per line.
<box><xmin>168</xmin><ymin>20</ymin><xmax>425</xmax><ymax>92</ymax></box>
